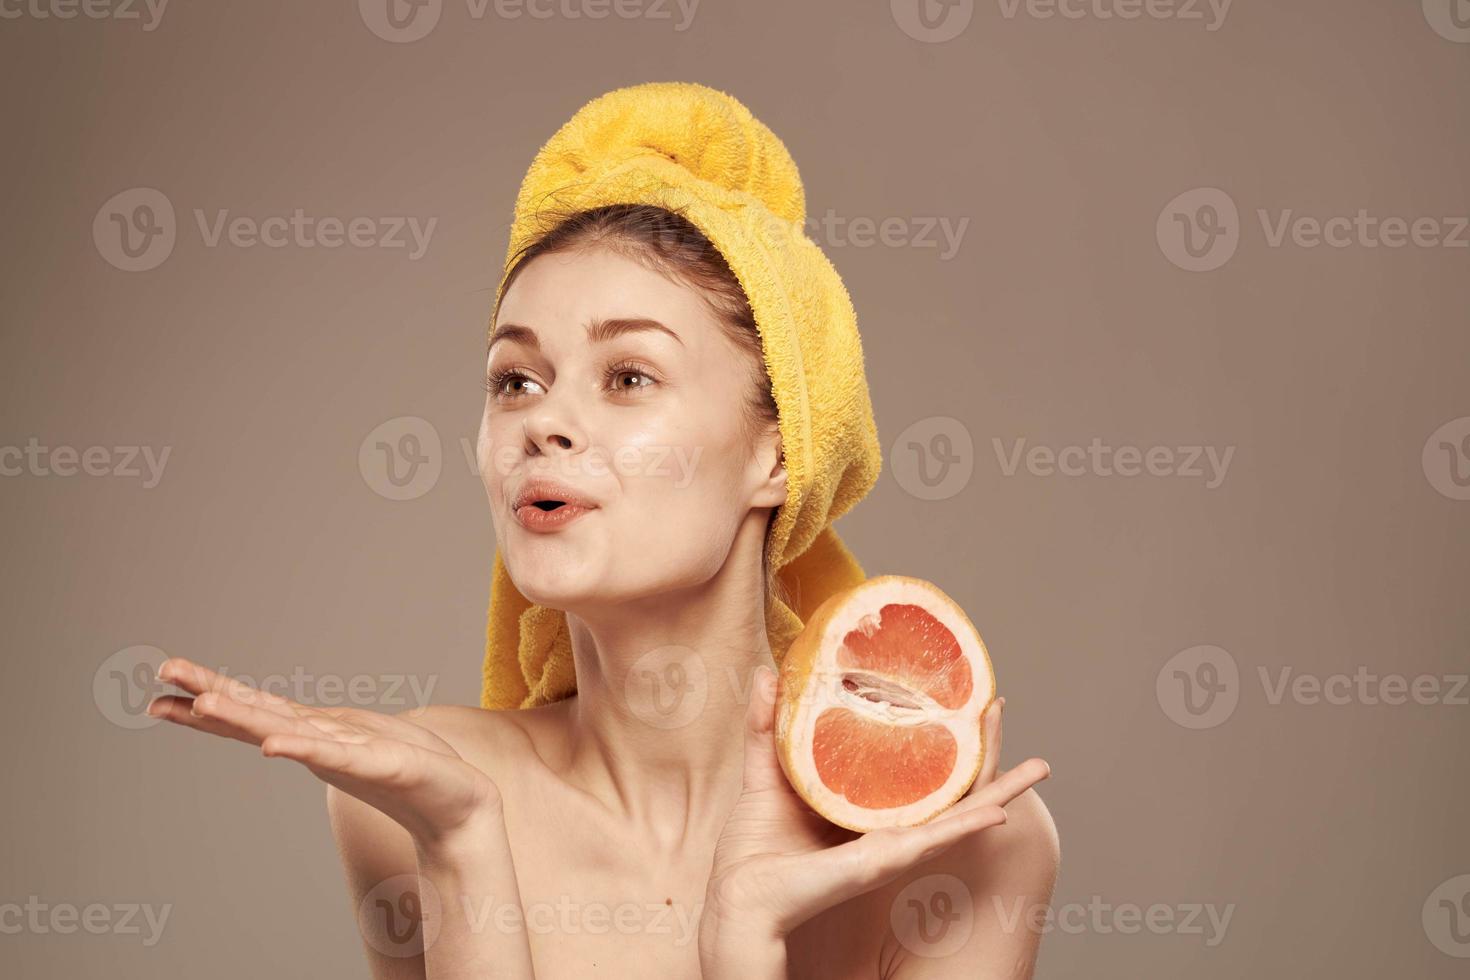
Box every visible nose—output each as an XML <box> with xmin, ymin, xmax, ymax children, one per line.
<box><xmin>521</xmin><ymin>395</ymin><xmax>588</xmax><ymax>459</ymax></box>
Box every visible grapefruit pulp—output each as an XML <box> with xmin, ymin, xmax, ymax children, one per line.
<box><xmin>774</xmin><ymin>575</ymin><xmax>996</xmax><ymax>833</ymax></box>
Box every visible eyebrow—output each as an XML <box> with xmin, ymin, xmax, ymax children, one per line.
<box><xmin>488</xmin><ymin>317</ymin><xmax>684</xmax><ymax>352</ymax></box>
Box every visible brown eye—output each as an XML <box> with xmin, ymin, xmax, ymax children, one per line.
<box><xmin>485</xmin><ymin>369</ymin><xmax>544</xmax><ymax>398</ymax></box>
<box><xmin>606</xmin><ymin>361</ymin><xmax>658</xmax><ymax>394</ymax></box>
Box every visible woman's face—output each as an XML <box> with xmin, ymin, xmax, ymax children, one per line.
<box><xmin>478</xmin><ymin>246</ymin><xmax>786</xmax><ymax>611</ymax></box>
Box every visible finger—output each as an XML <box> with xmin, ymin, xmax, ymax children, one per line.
<box><xmin>771</xmin><ymin>805</ymin><xmax>1010</xmax><ymax>928</ymax></box>
<box><xmin>191</xmin><ymin>689</ymin><xmax>328</xmax><ymax>747</ymax></box>
<box><xmin>147</xmin><ymin>694</ymin><xmax>266</xmax><ymax>744</ymax></box>
<box><xmin>740</xmin><ymin>664</ymin><xmax>787</xmax><ymax>794</ymax></box>
<box><xmin>950</xmin><ymin>756</ymin><xmax>1050</xmax><ymax>816</ymax></box>
<box><xmin>261</xmin><ymin>734</ymin><xmax>429</xmax><ymax>792</ymax></box>
<box><xmin>973</xmin><ymin>696</ymin><xmax>1005</xmax><ymax>789</ymax></box>
<box><xmin>155</xmin><ymin>657</ymin><xmax>298</xmax><ymax>717</ymax></box>
<box><xmin>907</xmin><ymin>804</ymin><xmax>1011</xmax><ymax>859</ymax></box>
<box><xmin>262</xmin><ymin>733</ymin><xmax>365</xmax><ymax>772</ymax></box>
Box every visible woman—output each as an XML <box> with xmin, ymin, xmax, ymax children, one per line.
<box><xmin>148</xmin><ymin>82</ymin><xmax>1058</xmax><ymax>979</ymax></box>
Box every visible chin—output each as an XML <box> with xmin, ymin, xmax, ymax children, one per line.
<box><xmin>509</xmin><ymin>579</ymin><xmax>585</xmax><ymax>611</ymax></box>
<box><xmin>503</xmin><ymin>551</ymin><xmax>599</xmax><ymax>609</ymax></box>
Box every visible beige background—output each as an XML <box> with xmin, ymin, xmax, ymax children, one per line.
<box><xmin>3</xmin><ymin>1</ymin><xmax>1468</xmax><ymax>977</ymax></box>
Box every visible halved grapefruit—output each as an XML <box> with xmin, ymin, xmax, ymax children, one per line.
<box><xmin>775</xmin><ymin>575</ymin><xmax>996</xmax><ymax>833</ymax></box>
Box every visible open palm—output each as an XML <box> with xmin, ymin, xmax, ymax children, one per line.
<box><xmin>148</xmin><ymin>657</ymin><xmax>498</xmax><ymax>845</ymax></box>
<box><xmin>707</xmin><ymin>665</ymin><xmax>1049</xmax><ymax>938</ymax></box>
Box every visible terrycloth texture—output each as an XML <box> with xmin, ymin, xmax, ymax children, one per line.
<box><xmin>481</xmin><ymin>81</ymin><xmax>883</xmax><ymax>711</ymax></box>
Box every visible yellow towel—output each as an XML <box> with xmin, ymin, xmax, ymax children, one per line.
<box><xmin>480</xmin><ymin>81</ymin><xmax>883</xmax><ymax>710</ymax></box>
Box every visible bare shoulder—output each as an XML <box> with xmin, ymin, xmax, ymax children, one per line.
<box><xmin>868</xmin><ymin>788</ymin><xmax>1061</xmax><ymax>978</ymax></box>
<box><xmin>396</xmin><ymin>703</ymin><xmax>534</xmax><ymax>777</ymax></box>
<box><xmin>319</xmin><ymin>700</ymin><xmax>571</xmax><ymax>976</ymax></box>
<box><xmin>323</xmin><ymin>701</ymin><xmax>555</xmax><ymax>881</ymax></box>
<box><xmin>407</xmin><ymin>699</ymin><xmax>576</xmax><ymax>778</ymax></box>
<box><xmin>962</xmin><ymin>786</ymin><xmax>1061</xmax><ymax>884</ymax></box>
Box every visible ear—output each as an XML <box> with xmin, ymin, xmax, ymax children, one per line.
<box><xmin>750</xmin><ymin>428</ymin><xmax>788</xmax><ymax>509</ymax></box>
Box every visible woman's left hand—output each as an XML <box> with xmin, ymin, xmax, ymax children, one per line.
<box><xmin>703</xmin><ymin>665</ymin><xmax>1050</xmax><ymax>945</ymax></box>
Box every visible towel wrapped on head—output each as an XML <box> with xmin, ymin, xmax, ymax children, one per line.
<box><xmin>481</xmin><ymin>81</ymin><xmax>882</xmax><ymax>711</ymax></box>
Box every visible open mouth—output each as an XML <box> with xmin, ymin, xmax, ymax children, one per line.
<box><xmin>513</xmin><ymin>496</ymin><xmax>595</xmax><ymax>531</ymax></box>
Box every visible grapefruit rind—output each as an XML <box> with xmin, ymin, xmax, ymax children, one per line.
<box><xmin>775</xmin><ymin>575</ymin><xmax>996</xmax><ymax>833</ymax></box>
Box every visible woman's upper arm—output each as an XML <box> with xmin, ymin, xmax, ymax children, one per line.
<box><xmin>322</xmin><ymin>703</ymin><xmax>512</xmax><ymax>980</ymax></box>
<box><xmin>890</xmin><ymin>787</ymin><xmax>1061</xmax><ymax>979</ymax></box>
<box><xmin>325</xmin><ymin>767</ymin><xmax>426</xmax><ymax>978</ymax></box>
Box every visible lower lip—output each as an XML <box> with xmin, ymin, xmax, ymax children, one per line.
<box><xmin>514</xmin><ymin>503</ymin><xmax>595</xmax><ymax>532</ymax></box>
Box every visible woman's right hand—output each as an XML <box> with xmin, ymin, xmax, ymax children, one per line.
<box><xmin>148</xmin><ymin>656</ymin><xmax>499</xmax><ymax>849</ymax></box>
<box><xmin>150</xmin><ymin>658</ymin><xmax>537</xmax><ymax>978</ymax></box>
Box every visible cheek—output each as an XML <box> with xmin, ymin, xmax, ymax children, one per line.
<box><xmin>478</xmin><ymin>412</ymin><xmax>517</xmax><ymax>498</ymax></box>
<box><xmin>611</xmin><ymin>422</ymin><xmax>749</xmax><ymax>539</ymax></box>
<box><xmin>607</xmin><ymin>402</ymin><xmax>742</xmax><ymax>492</ymax></box>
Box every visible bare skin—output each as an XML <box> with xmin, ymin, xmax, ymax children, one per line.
<box><xmin>149</xmin><ymin>246</ymin><xmax>1060</xmax><ymax>978</ymax></box>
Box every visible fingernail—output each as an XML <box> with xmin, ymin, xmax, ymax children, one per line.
<box><xmin>997</xmin><ymin>696</ymin><xmax>1006</xmax><ymax>712</ymax></box>
<box><xmin>190</xmin><ymin>694</ymin><xmax>209</xmax><ymax>717</ymax></box>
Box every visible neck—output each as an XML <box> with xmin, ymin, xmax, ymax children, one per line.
<box><xmin>560</xmin><ymin>525</ymin><xmax>774</xmax><ymax>855</ymax></box>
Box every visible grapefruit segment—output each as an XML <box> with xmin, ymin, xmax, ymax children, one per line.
<box><xmin>813</xmin><ymin>709</ymin><xmax>957</xmax><ymax>809</ymax></box>
<box><xmin>837</xmin><ymin>603</ymin><xmax>973</xmax><ymax>710</ymax></box>
<box><xmin>775</xmin><ymin>576</ymin><xmax>996</xmax><ymax>832</ymax></box>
